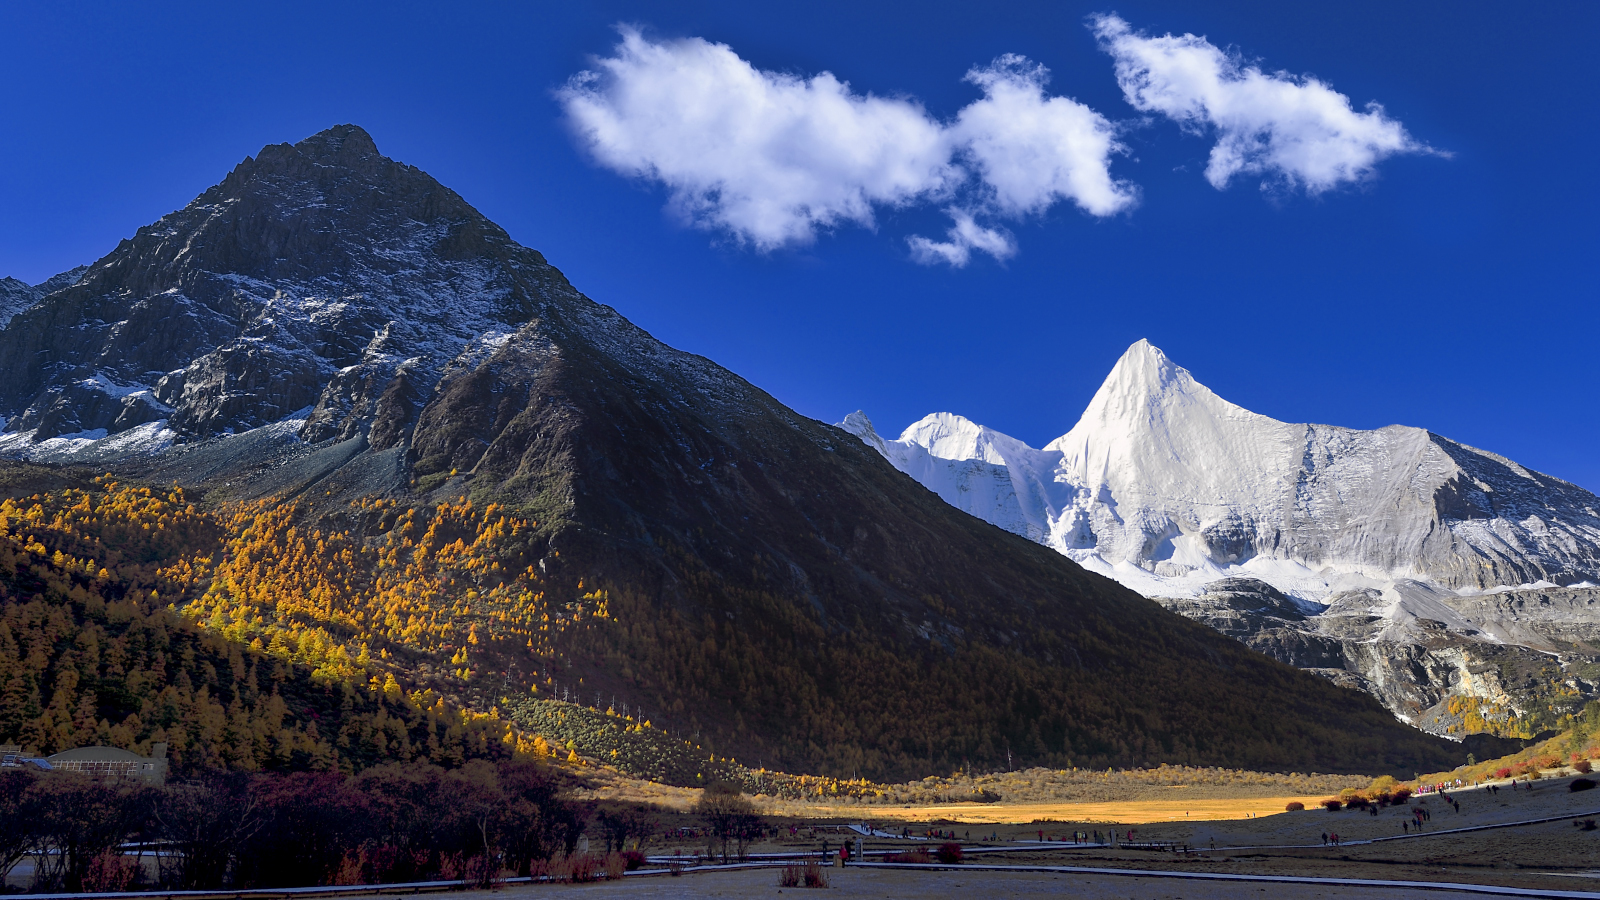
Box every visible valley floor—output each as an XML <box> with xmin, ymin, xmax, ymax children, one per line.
<box><xmin>766</xmin><ymin>795</ymin><xmax>1328</xmax><ymax>824</ymax></box>
<box><xmin>625</xmin><ymin>774</ymin><xmax>1600</xmax><ymax>897</ymax></box>
<box><xmin>427</xmin><ymin>867</ymin><xmax>1595</xmax><ymax>899</ymax></box>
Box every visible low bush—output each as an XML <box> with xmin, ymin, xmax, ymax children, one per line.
<box><xmin>549</xmin><ymin>853</ymin><xmax>601</xmax><ymax>883</ymax></box>
<box><xmin>780</xmin><ymin>864</ymin><xmax>802</xmax><ymax>887</ymax></box>
<box><xmin>1495</xmin><ymin>767</ymin><xmax>1514</xmax><ymax>779</ymax></box>
<box><xmin>604</xmin><ymin>852</ymin><xmax>626</xmax><ymax>880</ymax></box>
<box><xmin>1570</xmin><ymin>778</ymin><xmax>1597</xmax><ymax>793</ymax></box>
<box><xmin>1285</xmin><ymin>801</ymin><xmax>1305</xmax><ymax>812</ymax></box>
<box><xmin>462</xmin><ymin>854</ymin><xmax>504</xmax><ymax>890</ymax></box>
<box><xmin>1392</xmin><ymin>786</ymin><xmax>1413</xmax><ymax>802</ymax></box>
<box><xmin>1321</xmin><ymin>799</ymin><xmax>1342</xmax><ymax>811</ymax></box>
<box><xmin>1574</xmin><ymin>760</ymin><xmax>1593</xmax><ymax>774</ymax></box>
<box><xmin>621</xmin><ymin>850</ymin><xmax>647</xmax><ymax>871</ymax></box>
<box><xmin>935</xmin><ymin>843</ymin><xmax>964</xmax><ymax>864</ymax></box>
<box><xmin>885</xmin><ymin>849</ymin><xmax>932</xmax><ymax>863</ymax></box>
<box><xmin>802</xmin><ymin>860</ymin><xmax>829</xmax><ymax>888</ymax></box>
<box><xmin>82</xmin><ymin>852</ymin><xmax>140</xmax><ymax>893</ymax></box>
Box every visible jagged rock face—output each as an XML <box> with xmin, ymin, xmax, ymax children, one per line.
<box><xmin>0</xmin><ymin>126</ymin><xmax>1465</xmax><ymax>777</ymax></box>
<box><xmin>1154</xmin><ymin>577</ymin><xmax>1600</xmax><ymax>738</ymax></box>
<box><xmin>0</xmin><ymin>278</ymin><xmax>38</xmax><ymax>329</ymax></box>
<box><xmin>844</xmin><ymin>341</ymin><xmax>1600</xmax><ymax>596</ymax></box>
<box><xmin>0</xmin><ymin>126</ymin><xmax>555</xmax><ymax>446</ymax></box>
<box><xmin>0</xmin><ymin>266</ymin><xmax>86</xmax><ymax>329</ymax></box>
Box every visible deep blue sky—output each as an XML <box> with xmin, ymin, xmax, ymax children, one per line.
<box><xmin>3</xmin><ymin>1</ymin><xmax>1596</xmax><ymax>489</ymax></box>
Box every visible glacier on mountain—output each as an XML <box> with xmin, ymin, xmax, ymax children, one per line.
<box><xmin>842</xmin><ymin>339</ymin><xmax>1600</xmax><ymax>602</ymax></box>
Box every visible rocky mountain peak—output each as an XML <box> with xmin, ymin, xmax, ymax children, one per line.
<box><xmin>0</xmin><ymin>125</ymin><xmax>561</xmax><ymax>449</ymax></box>
<box><xmin>232</xmin><ymin>124</ymin><xmax>393</xmax><ymax>188</ymax></box>
<box><xmin>283</xmin><ymin>123</ymin><xmax>381</xmax><ymax>163</ymax></box>
<box><xmin>0</xmin><ymin>277</ymin><xmax>37</xmax><ymax>328</ymax></box>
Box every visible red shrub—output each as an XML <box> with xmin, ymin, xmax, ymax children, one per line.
<box><xmin>1391</xmin><ymin>786</ymin><xmax>1413</xmax><ymax>802</ymax></box>
<box><xmin>935</xmin><ymin>843</ymin><xmax>964</xmax><ymax>864</ymax></box>
<box><xmin>1495</xmin><ymin>767</ymin><xmax>1514</xmax><ymax>779</ymax></box>
<box><xmin>82</xmin><ymin>852</ymin><xmax>140</xmax><ymax>893</ymax></box>
<box><xmin>1573</xmin><ymin>760</ymin><xmax>1592</xmax><ymax>774</ymax></box>
<box><xmin>885</xmin><ymin>849</ymin><xmax>932</xmax><ymax>863</ymax></box>
<box><xmin>551</xmin><ymin>853</ymin><xmax>601</xmax><ymax>883</ymax></box>
<box><xmin>1285</xmin><ymin>801</ymin><xmax>1305</xmax><ymax>812</ymax></box>
<box><xmin>1321</xmin><ymin>799</ymin><xmax>1342</xmax><ymax>811</ymax></box>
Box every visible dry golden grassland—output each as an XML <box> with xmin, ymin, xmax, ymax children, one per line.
<box><xmin>767</xmin><ymin>795</ymin><xmax>1332</xmax><ymax>824</ymax></box>
<box><xmin>574</xmin><ymin>762</ymin><xmax>1366</xmax><ymax>823</ymax></box>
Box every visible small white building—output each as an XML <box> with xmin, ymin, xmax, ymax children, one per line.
<box><xmin>43</xmin><ymin>743</ymin><xmax>169</xmax><ymax>785</ymax></box>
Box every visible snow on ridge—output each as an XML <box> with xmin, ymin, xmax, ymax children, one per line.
<box><xmin>0</xmin><ymin>421</ymin><xmax>176</xmax><ymax>462</ymax></box>
<box><xmin>844</xmin><ymin>339</ymin><xmax>1600</xmax><ymax>603</ymax></box>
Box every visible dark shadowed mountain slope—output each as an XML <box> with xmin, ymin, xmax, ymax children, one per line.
<box><xmin>0</xmin><ymin>127</ymin><xmax>1460</xmax><ymax>780</ymax></box>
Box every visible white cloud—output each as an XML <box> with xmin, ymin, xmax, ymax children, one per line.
<box><xmin>954</xmin><ymin>55</ymin><xmax>1136</xmax><ymax>217</ymax></box>
<box><xmin>1090</xmin><ymin>14</ymin><xmax>1434</xmax><ymax>193</ymax></box>
<box><xmin>559</xmin><ymin>29</ymin><xmax>1132</xmax><ymax>264</ymax></box>
<box><xmin>558</xmin><ymin>28</ymin><xmax>953</xmax><ymax>250</ymax></box>
<box><xmin>908</xmin><ymin>210</ymin><xmax>1017</xmax><ymax>267</ymax></box>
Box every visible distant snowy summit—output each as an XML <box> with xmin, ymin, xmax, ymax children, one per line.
<box><xmin>842</xmin><ymin>339</ymin><xmax>1600</xmax><ymax>602</ymax></box>
<box><xmin>845</xmin><ymin>341</ymin><xmax>1600</xmax><ymax>734</ymax></box>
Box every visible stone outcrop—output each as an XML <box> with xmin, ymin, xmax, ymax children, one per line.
<box><xmin>0</xmin><ymin>127</ymin><xmax>545</xmax><ymax>446</ymax></box>
<box><xmin>1157</xmin><ymin>578</ymin><xmax>1600</xmax><ymax>738</ymax></box>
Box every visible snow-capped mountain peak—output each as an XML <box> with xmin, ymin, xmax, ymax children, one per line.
<box><xmin>1054</xmin><ymin>338</ymin><xmax>1272</xmax><ymax>450</ymax></box>
<box><xmin>848</xmin><ymin>339</ymin><xmax>1600</xmax><ymax>600</ymax></box>
<box><xmin>1050</xmin><ymin>340</ymin><xmax>1304</xmax><ymax>540</ymax></box>
<box><xmin>900</xmin><ymin>411</ymin><xmax>1036</xmax><ymax>466</ymax></box>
